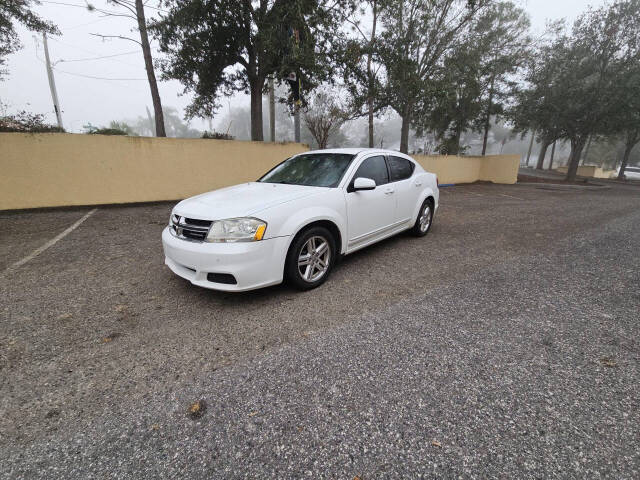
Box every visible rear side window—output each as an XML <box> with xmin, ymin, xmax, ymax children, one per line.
<box><xmin>352</xmin><ymin>156</ymin><xmax>389</xmax><ymax>186</ymax></box>
<box><xmin>388</xmin><ymin>156</ymin><xmax>415</xmax><ymax>182</ymax></box>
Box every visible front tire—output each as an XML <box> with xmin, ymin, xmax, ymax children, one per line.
<box><xmin>410</xmin><ymin>198</ymin><xmax>434</xmax><ymax>237</ymax></box>
<box><xmin>285</xmin><ymin>226</ymin><xmax>336</xmax><ymax>290</ymax></box>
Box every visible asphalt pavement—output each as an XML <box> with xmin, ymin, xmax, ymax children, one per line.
<box><xmin>1</xmin><ymin>181</ymin><xmax>639</xmax><ymax>478</ymax></box>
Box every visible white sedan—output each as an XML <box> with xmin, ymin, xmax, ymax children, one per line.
<box><xmin>162</xmin><ymin>148</ymin><xmax>439</xmax><ymax>291</ymax></box>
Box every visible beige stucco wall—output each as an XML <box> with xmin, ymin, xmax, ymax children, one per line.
<box><xmin>0</xmin><ymin>133</ymin><xmax>520</xmax><ymax>210</ymax></box>
<box><xmin>414</xmin><ymin>154</ymin><xmax>520</xmax><ymax>185</ymax></box>
<box><xmin>0</xmin><ymin>133</ymin><xmax>308</xmax><ymax>210</ymax></box>
<box><xmin>556</xmin><ymin>165</ymin><xmax>617</xmax><ymax>179</ymax></box>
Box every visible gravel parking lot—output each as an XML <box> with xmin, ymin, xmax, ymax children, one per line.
<box><xmin>1</xmin><ymin>181</ymin><xmax>639</xmax><ymax>478</ymax></box>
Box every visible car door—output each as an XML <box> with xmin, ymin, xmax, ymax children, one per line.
<box><xmin>387</xmin><ymin>155</ymin><xmax>418</xmax><ymax>224</ymax></box>
<box><xmin>345</xmin><ymin>155</ymin><xmax>396</xmax><ymax>248</ymax></box>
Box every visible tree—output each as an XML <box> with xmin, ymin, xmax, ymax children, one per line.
<box><xmin>510</xmin><ymin>23</ymin><xmax>578</xmax><ymax>173</ymax></box>
<box><xmin>408</xmin><ymin>2</ymin><xmax>529</xmax><ymax>156</ymax></box>
<box><xmin>611</xmin><ymin>57</ymin><xmax>640</xmax><ymax>179</ymax></box>
<box><xmin>88</xmin><ymin>1</ymin><xmax>166</xmax><ymax>137</ymax></box>
<box><xmin>108</xmin><ymin>120</ymin><xmax>138</xmax><ymax>135</ymax></box>
<box><xmin>377</xmin><ymin>0</ymin><xmax>490</xmax><ymax>153</ymax></box>
<box><xmin>538</xmin><ymin>1</ymin><xmax>640</xmax><ymax>181</ymax></box>
<box><xmin>0</xmin><ymin>0</ymin><xmax>58</xmax><ymax>77</ymax></box>
<box><xmin>474</xmin><ymin>1</ymin><xmax>531</xmax><ymax>155</ymax></box>
<box><xmin>340</xmin><ymin>0</ymin><xmax>386</xmax><ymax>147</ymax></box>
<box><xmin>302</xmin><ymin>89</ymin><xmax>348</xmax><ymax>149</ymax></box>
<box><xmin>420</xmin><ymin>42</ymin><xmax>483</xmax><ymax>154</ymax></box>
<box><xmin>117</xmin><ymin>106</ymin><xmax>202</xmax><ymax>137</ymax></box>
<box><xmin>151</xmin><ymin>0</ymin><xmax>352</xmax><ymax>142</ymax></box>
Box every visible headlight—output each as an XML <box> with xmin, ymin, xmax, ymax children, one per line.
<box><xmin>206</xmin><ymin>217</ymin><xmax>267</xmax><ymax>243</ymax></box>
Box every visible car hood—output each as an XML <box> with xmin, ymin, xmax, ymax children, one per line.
<box><xmin>173</xmin><ymin>182</ymin><xmax>323</xmax><ymax>220</ymax></box>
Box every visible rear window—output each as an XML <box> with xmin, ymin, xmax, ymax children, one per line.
<box><xmin>388</xmin><ymin>156</ymin><xmax>415</xmax><ymax>182</ymax></box>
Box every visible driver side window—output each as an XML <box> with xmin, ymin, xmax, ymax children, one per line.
<box><xmin>352</xmin><ymin>156</ymin><xmax>389</xmax><ymax>187</ymax></box>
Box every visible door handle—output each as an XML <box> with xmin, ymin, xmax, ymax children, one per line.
<box><xmin>384</xmin><ymin>187</ymin><xmax>394</xmax><ymax>195</ymax></box>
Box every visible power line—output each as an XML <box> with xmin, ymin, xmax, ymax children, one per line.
<box><xmin>57</xmin><ymin>50</ymin><xmax>139</xmax><ymax>63</ymax></box>
<box><xmin>39</xmin><ymin>1</ymin><xmax>122</xmax><ymax>16</ymax></box>
<box><xmin>34</xmin><ymin>38</ymin><xmax>147</xmax><ymax>81</ymax></box>
<box><xmin>40</xmin><ymin>0</ymin><xmax>168</xmax><ymax>14</ymax></box>
<box><xmin>53</xmin><ymin>69</ymin><xmax>148</xmax><ymax>81</ymax></box>
<box><xmin>63</xmin><ymin>17</ymin><xmax>113</xmax><ymax>31</ymax></box>
<box><xmin>40</xmin><ymin>0</ymin><xmax>91</xmax><ymax>8</ymax></box>
<box><xmin>48</xmin><ymin>37</ymin><xmax>141</xmax><ymax>68</ymax></box>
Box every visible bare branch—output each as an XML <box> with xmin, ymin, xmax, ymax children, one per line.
<box><xmin>90</xmin><ymin>32</ymin><xmax>142</xmax><ymax>46</ymax></box>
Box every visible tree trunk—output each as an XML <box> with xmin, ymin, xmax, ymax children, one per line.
<box><xmin>566</xmin><ymin>137</ymin><xmax>587</xmax><ymax>182</ymax></box>
<box><xmin>319</xmin><ymin>130</ymin><xmax>328</xmax><ymax>149</ymax></box>
<box><xmin>455</xmin><ymin>123</ymin><xmax>462</xmax><ymax>155</ymax></box>
<box><xmin>368</xmin><ymin>101</ymin><xmax>374</xmax><ymax>148</ymax></box>
<box><xmin>249</xmin><ymin>76</ymin><xmax>264</xmax><ymax>141</ymax></box>
<box><xmin>525</xmin><ymin>130</ymin><xmax>536</xmax><ymax>166</ymax></box>
<box><xmin>366</xmin><ymin>0</ymin><xmax>377</xmax><ymax>148</ymax></box>
<box><xmin>581</xmin><ymin>134</ymin><xmax>593</xmax><ymax>165</ymax></box>
<box><xmin>536</xmin><ymin>141</ymin><xmax>549</xmax><ymax>170</ymax></box>
<box><xmin>400</xmin><ymin>106</ymin><xmax>411</xmax><ymax>154</ymax></box>
<box><xmin>617</xmin><ymin>139</ymin><xmax>635</xmax><ymax>180</ymax></box>
<box><xmin>481</xmin><ymin>76</ymin><xmax>495</xmax><ymax>156</ymax></box>
<box><xmin>136</xmin><ymin>0</ymin><xmax>165</xmax><ymax>137</ymax></box>
<box><xmin>548</xmin><ymin>140</ymin><xmax>556</xmax><ymax>170</ymax></box>
<box><xmin>294</xmin><ymin>104</ymin><xmax>301</xmax><ymax>143</ymax></box>
<box><xmin>268</xmin><ymin>76</ymin><xmax>275</xmax><ymax>142</ymax></box>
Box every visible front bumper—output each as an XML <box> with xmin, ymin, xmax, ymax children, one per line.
<box><xmin>162</xmin><ymin>227</ymin><xmax>290</xmax><ymax>292</ymax></box>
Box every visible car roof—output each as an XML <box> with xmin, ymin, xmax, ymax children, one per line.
<box><xmin>304</xmin><ymin>147</ymin><xmax>413</xmax><ymax>158</ymax></box>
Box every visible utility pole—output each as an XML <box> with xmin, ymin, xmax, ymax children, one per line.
<box><xmin>42</xmin><ymin>33</ymin><xmax>63</xmax><ymax>130</ymax></box>
<box><xmin>525</xmin><ymin>129</ymin><xmax>536</xmax><ymax>166</ymax></box>
<box><xmin>269</xmin><ymin>76</ymin><xmax>275</xmax><ymax>142</ymax></box>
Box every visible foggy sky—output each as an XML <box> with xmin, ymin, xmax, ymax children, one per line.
<box><xmin>1</xmin><ymin>0</ymin><xmax>607</xmax><ymax>134</ymax></box>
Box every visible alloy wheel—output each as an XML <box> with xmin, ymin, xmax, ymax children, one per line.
<box><xmin>297</xmin><ymin>235</ymin><xmax>331</xmax><ymax>282</ymax></box>
<box><xmin>419</xmin><ymin>204</ymin><xmax>432</xmax><ymax>233</ymax></box>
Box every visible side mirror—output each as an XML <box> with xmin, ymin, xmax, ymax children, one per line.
<box><xmin>353</xmin><ymin>177</ymin><xmax>376</xmax><ymax>191</ymax></box>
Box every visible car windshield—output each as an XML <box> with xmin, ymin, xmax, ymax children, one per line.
<box><xmin>259</xmin><ymin>153</ymin><xmax>355</xmax><ymax>187</ymax></box>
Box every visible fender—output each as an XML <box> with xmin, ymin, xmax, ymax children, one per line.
<box><xmin>410</xmin><ymin>173</ymin><xmax>439</xmax><ymax>223</ymax></box>
<box><xmin>279</xmin><ymin>206</ymin><xmax>348</xmax><ymax>255</ymax></box>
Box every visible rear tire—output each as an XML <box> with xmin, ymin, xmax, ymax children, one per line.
<box><xmin>285</xmin><ymin>226</ymin><xmax>336</xmax><ymax>290</ymax></box>
<box><xmin>410</xmin><ymin>198</ymin><xmax>434</xmax><ymax>237</ymax></box>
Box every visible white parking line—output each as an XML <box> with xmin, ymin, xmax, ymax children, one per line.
<box><xmin>499</xmin><ymin>193</ymin><xmax>525</xmax><ymax>200</ymax></box>
<box><xmin>2</xmin><ymin>208</ymin><xmax>97</xmax><ymax>275</ymax></box>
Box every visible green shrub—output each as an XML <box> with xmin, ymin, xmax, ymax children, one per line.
<box><xmin>201</xmin><ymin>130</ymin><xmax>234</xmax><ymax>140</ymax></box>
<box><xmin>88</xmin><ymin>127</ymin><xmax>129</xmax><ymax>136</ymax></box>
<box><xmin>0</xmin><ymin>111</ymin><xmax>64</xmax><ymax>133</ymax></box>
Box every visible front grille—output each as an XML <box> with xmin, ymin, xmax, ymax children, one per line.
<box><xmin>170</xmin><ymin>215</ymin><xmax>213</xmax><ymax>242</ymax></box>
<box><xmin>184</xmin><ymin>217</ymin><xmax>211</xmax><ymax>227</ymax></box>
